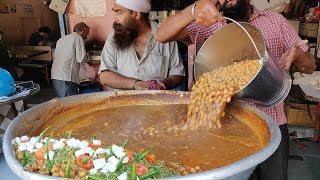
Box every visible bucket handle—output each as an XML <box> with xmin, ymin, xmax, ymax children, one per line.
<box><xmin>194</xmin><ymin>17</ymin><xmax>263</xmax><ymax>60</ymax></box>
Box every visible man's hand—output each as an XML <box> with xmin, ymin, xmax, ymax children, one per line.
<box><xmin>279</xmin><ymin>40</ymin><xmax>308</xmax><ymax>70</ymax></box>
<box><xmin>194</xmin><ymin>0</ymin><xmax>225</xmax><ymax>27</ymax></box>
<box><xmin>134</xmin><ymin>81</ymin><xmax>149</xmax><ymax>90</ymax></box>
<box><xmin>147</xmin><ymin>80</ymin><xmax>166</xmax><ymax>90</ymax></box>
<box><xmin>83</xmin><ymin>63</ymin><xmax>98</xmax><ymax>81</ymax></box>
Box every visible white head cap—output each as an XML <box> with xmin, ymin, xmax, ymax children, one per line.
<box><xmin>115</xmin><ymin>0</ymin><xmax>151</xmax><ymax>13</ymax></box>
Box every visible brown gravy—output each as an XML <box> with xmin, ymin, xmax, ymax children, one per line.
<box><xmin>47</xmin><ymin>104</ymin><xmax>264</xmax><ymax>171</ymax></box>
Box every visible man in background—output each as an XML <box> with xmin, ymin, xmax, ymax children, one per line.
<box><xmin>28</xmin><ymin>26</ymin><xmax>52</xmax><ymax>46</ymax></box>
<box><xmin>51</xmin><ymin>22</ymin><xmax>90</xmax><ymax>97</ymax></box>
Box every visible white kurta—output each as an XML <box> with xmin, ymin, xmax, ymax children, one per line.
<box><xmin>99</xmin><ymin>21</ymin><xmax>185</xmax><ymax>81</ymax></box>
<box><xmin>51</xmin><ymin>32</ymin><xmax>89</xmax><ymax>84</ymax></box>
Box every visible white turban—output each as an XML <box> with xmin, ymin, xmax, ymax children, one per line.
<box><xmin>115</xmin><ymin>0</ymin><xmax>151</xmax><ymax>13</ymax></box>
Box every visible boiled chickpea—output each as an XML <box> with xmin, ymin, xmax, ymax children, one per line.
<box><xmin>187</xmin><ymin>60</ymin><xmax>260</xmax><ymax>130</ymax></box>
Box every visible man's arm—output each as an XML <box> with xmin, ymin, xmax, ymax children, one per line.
<box><xmin>279</xmin><ymin>40</ymin><xmax>316</xmax><ymax>74</ymax></box>
<box><xmin>100</xmin><ymin>70</ymin><xmax>148</xmax><ymax>90</ymax></box>
<box><xmin>75</xmin><ymin>36</ymin><xmax>89</xmax><ymax>63</ymax></box>
<box><xmin>155</xmin><ymin>5</ymin><xmax>194</xmax><ymax>43</ymax></box>
<box><xmin>155</xmin><ymin>0</ymin><xmax>224</xmax><ymax>43</ymax></box>
<box><xmin>161</xmin><ymin>75</ymin><xmax>184</xmax><ymax>89</ymax></box>
<box><xmin>277</xmin><ymin>13</ymin><xmax>316</xmax><ymax>74</ymax></box>
<box><xmin>161</xmin><ymin>41</ymin><xmax>185</xmax><ymax>89</ymax></box>
<box><xmin>293</xmin><ymin>49</ymin><xmax>316</xmax><ymax>74</ymax></box>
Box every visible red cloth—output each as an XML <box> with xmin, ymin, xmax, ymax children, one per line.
<box><xmin>184</xmin><ymin>7</ymin><xmax>309</xmax><ymax>126</ymax></box>
<box><xmin>311</xmin><ymin>7</ymin><xmax>320</xmax><ymax>21</ymax></box>
<box><xmin>147</xmin><ymin>80</ymin><xmax>166</xmax><ymax>90</ymax></box>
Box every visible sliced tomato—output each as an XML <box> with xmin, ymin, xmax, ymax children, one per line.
<box><xmin>136</xmin><ymin>163</ymin><xmax>149</xmax><ymax>176</ymax></box>
<box><xmin>89</xmin><ymin>143</ymin><xmax>102</xmax><ymax>149</ymax></box>
<box><xmin>63</xmin><ymin>140</ymin><xmax>67</xmax><ymax>145</ymax></box>
<box><xmin>124</xmin><ymin>149</ymin><xmax>135</xmax><ymax>156</ymax></box>
<box><xmin>101</xmin><ymin>143</ymin><xmax>108</xmax><ymax>147</ymax></box>
<box><xmin>76</xmin><ymin>155</ymin><xmax>93</xmax><ymax>170</ymax></box>
<box><xmin>35</xmin><ymin>148</ymin><xmax>45</xmax><ymax>160</ymax></box>
<box><xmin>126</xmin><ymin>154</ymin><xmax>134</xmax><ymax>164</ymax></box>
<box><xmin>145</xmin><ymin>154</ymin><xmax>157</xmax><ymax>164</ymax></box>
<box><xmin>20</xmin><ymin>139</ymin><xmax>30</xmax><ymax>143</ymax></box>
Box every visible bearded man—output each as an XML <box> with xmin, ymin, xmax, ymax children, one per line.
<box><xmin>98</xmin><ymin>0</ymin><xmax>185</xmax><ymax>90</ymax></box>
<box><xmin>155</xmin><ymin>0</ymin><xmax>316</xmax><ymax>180</ymax></box>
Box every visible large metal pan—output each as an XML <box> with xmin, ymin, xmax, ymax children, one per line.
<box><xmin>3</xmin><ymin>91</ymin><xmax>281</xmax><ymax>180</ymax></box>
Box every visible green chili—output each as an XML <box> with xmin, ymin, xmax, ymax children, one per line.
<box><xmin>67</xmin><ymin>130</ymin><xmax>73</xmax><ymax>139</ymax></box>
<box><xmin>131</xmin><ymin>162</ymin><xmax>137</xmax><ymax>180</ymax></box>
<box><xmin>116</xmin><ymin>155</ymin><xmax>127</xmax><ymax>170</ymax></box>
<box><xmin>108</xmin><ymin>145</ymin><xmax>114</xmax><ymax>157</ymax></box>
<box><xmin>90</xmin><ymin>134</ymin><xmax>97</xmax><ymax>143</ymax></box>
<box><xmin>122</xmin><ymin>137</ymin><xmax>129</xmax><ymax>148</ymax></box>
<box><xmin>22</xmin><ymin>151</ymin><xmax>28</xmax><ymax>167</ymax></box>
<box><xmin>136</xmin><ymin>148</ymin><xmax>153</xmax><ymax>161</ymax></box>
<box><xmin>81</xmin><ymin>150</ymin><xmax>96</xmax><ymax>164</ymax></box>
<box><xmin>64</xmin><ymin>158</ymin><xmax>71</xmax><ymax>178</ymax></box>
<box><xmin>37</xmin><ymin>126</ymin><xmax>51</xmax><ymax>143</ymax></box>
<box><xmin>87</xmin><ymin>174</ymin><xmax>105</xmax><ymax>180</ymax></box>
<box><xmin>140</xmin><ymin>167</ymin><xmax>161</xmax><ymax>180</ymax></box>
<box><xmin>45</xmin><ymin>138</ymin><xmax>52</xmax><ymax>171</ymax></box>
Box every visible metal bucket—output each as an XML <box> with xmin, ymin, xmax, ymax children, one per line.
<box><xmin>194</xmin><ymin>22</ymin><xmax>291</xmax><ymax>107</ymax></box>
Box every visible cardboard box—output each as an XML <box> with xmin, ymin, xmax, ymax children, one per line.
<box><xmin>288</xmin><ymin>20</ymin><xmax>300</xmax><ymax>33</ymax></box>
<box><xmin>299</xmin><ymin>22</ymin><xmax>319</xmax><ymax>38</ymax></box>
<box><xmin>285</xmin><ymin>103</ymin><xmax>318</xmax><ymax>127</ymax></box>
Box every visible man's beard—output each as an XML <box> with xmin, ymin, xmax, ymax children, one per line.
<box><xmin>113</xmin><ymin>20</ymin><xmax>138</xmax><ymax>50</ymax></box>
<box><xmin>221</xmin><ymin>0</ymin><xmax>249</xmax><ymax>21</ymax></box>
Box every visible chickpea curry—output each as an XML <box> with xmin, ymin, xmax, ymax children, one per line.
<box><xmin>12</xmin><ymin>59</ymin><xmax>268</xmax><ymax>179</ymax></box>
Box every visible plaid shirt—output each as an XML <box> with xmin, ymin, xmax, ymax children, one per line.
<box><xmin>185</xmin><ymin>7</ymin><xmax>309</xmax><ymax>125</ymax></box>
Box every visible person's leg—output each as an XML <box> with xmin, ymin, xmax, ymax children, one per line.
<box><xmin>250</xmin><ymin>124</ymin><xmax>289</xmax><ymax>180</ymax></box>
<box><xmin>65</xmin><ymin>81</ymin><xmax>79</xmax><ymax>96</ymax></box>
<box><xmin>52</xmin><ymin>79</ymin><xmax>67</xmax><ymax>98</ymax></box>
<box><xmin>52</xmin><ymin>80</ymin><xmax>79</xmax><ymax>98</ymax></box>
<box><xmin>281</xmin><ymin>124</ymin><xmax>289</xmax><ymax>179</ymax></box>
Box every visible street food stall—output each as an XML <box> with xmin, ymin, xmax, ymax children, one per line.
<box><xmin>3</xmin><ymin>16</ymin><xmax>285</xmax><ymax>180</ymax></box>
<box><xmin>1</xmin><ymin>0</ymin><xmax>320</xmax><ymax>179</ymax></box>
